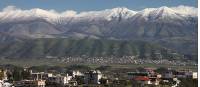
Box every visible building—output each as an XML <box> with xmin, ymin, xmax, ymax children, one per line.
<box><xmin>175</xmin><ymin>70</ymin><xmax>198</xmax><ymax>79</ymax></box>
<box><xmin>128</xmin><ymin>71</ymin><xmax>161</xmax><ymax>86</ymax></box>
<box><xmin>31</xmin><ymin>72</ymin><xmax>53</xmax><ymax>80</ymax></box>
<box><xmin>192</xmin><ymin>72</ymin><xmax>198</xmax><ymax>79</ymax></box>
<box><xmin>112</xmin><ymin>78</ymin><xmax>127</xmax><ymax>86</ymax></box>
<box><xmin>99</xmin><ymin>77</ymin><xmax>109</xmax><ymax>85</ymax></box>
<box><xmin>162</xmin><ymin>71</ymin><xmax>174</xmax><ymax>79</ymax></box>
<box><xmin>133</xmin><ymin>76</ymin><xmax>151</xmax><ymax>84</ymax></box>
<box><xmin>144</xmin><ymin>68</ymin><xmax>156</xmax><ymax>75</ymax></box>
<box><xmin>14</xmin><ymin>80</ymin><xmax>45</xmax><ymax>87</ymax></box>
<box><xmin>35</xmin><ymin>80</ymin><xmax>46</xmax><ymax>87</ymax></box>
<box><xmin>84</xmin><ymin>70</ymin><xmax>102</xmax><ymax>84</ymax></box>
<box><xmin>0</xmin><ymin>81</ymin><xmax>12</xmax><ymax>87</ymax></box>
<box><xmin>127</xmin><ymin>72</ymin><xmax>149</xmax><ymax>79</ymax></box>
<box><xmin>67</xmin><ymin>80</ymin><xmax>78</xmax><ymax>87</ymax></box>
<box><xmin>72</xmin><ymin>71</ymin><xmax>84</xmax><ymax>77</ymax></box>
<box><xmin>149</xmin><ymin>77</ymin><xmax>160</xmax><ymax>85</ymax></box>
<box><xmin>175</xmin><ymin>71</ymin><xmax>187</xmax><ymax>78</ymax></box>
<box><xmin>46</xmin><ymin>74</ymin><xmax>72</xmax><ymax>86</ymax></box>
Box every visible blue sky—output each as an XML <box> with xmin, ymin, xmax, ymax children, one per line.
<box><xmin>0</xmin><ymin>0</ymin><xmax>197</xmax><ymax>12</ymax></box>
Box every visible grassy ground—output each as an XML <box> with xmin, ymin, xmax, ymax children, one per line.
<box><xmin>0</xmin><ymin>58</ymin><xmax>197</xmax><ymax>71</ymax></box>
<box><xmin>84</xmin><ymin>64</ymin><xmax>197</xmax><ymax>71</ymax></box>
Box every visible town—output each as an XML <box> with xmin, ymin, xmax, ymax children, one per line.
<box><xmin>0</xmin><ymin>64</ymin><xmax>197</xmax><ymax>87</ymax></box>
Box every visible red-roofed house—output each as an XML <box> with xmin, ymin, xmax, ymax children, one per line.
<box><xmin>133</xmin><ymin>76</ymin><xmax>151</xmax><ymax>85</ymax></box>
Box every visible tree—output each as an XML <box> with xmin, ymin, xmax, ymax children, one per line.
<box><xmin>0</xmin><ymin>70</ymin><xmax>4</xmax><ymax>80</ymax></box>
<box><xmin>13</xmin><ymin>69</ymin><xmax>22</xmax><ymax>81</ymax></box>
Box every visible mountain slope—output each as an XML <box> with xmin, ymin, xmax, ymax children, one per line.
<box><xmin>0</xmin><ymin>6</ymin><xmax>197</xmax><ymax>60</ymax></box>
<box><xmin>0</xmin><ymin>38</ymin><xmax>183</xmax><ymax>60</ymax></box>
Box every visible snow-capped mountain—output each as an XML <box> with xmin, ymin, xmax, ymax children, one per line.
<box><xmin>0</xmin><ymin>5</ymin><xmax>197</xmax><ymax>24</ymax></box>
<box><xmin>75</xmin><ymin>7</ymin><xmax>137</xmax><ymax>21</ymax></box>
<box><xmin>0</xmin><ymin>6</ymin><xmax>135</xmax><ymax>23</ymax></box>
<box><xmin>0</xmin><ymin>5</ymin><xmax>197</xmax><ymax>39</ymax></box>
<box><xmin>133</xmin><ymin>6</ymin><xmax>197</xmax><ymax>21</ymax></box>
<box><xmin>0</xmin><ymin>5</ymin><xmax>197</xmax><ymax>59</ymax></box>
<box><xmin>148</xmin><ymin>6</ymin><xmax>181</xmax><ymax>19</ymax></box>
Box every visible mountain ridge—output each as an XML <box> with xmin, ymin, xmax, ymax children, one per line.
<box><xmin>0</xmin><ymin>5</ymin><xmax>197</xmax><ymax>60</ymax></box>
<box><xmin>0</xmin><ymin>5</ymin><xmax>197</xmax><ymax>23</ymax></box>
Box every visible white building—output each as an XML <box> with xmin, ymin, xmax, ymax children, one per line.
<box><xmin>84</xmin><ymin>70</ymin><xmax>102</xmax><ymax>84</ymax></box>
<box><xmin>72</xmin><ymin>71</ymin><xmax>84</xmax><ymax>77</ymax></box>
<box><xmin>192</xmin><ymin>72</ymin><xmax>197</xmax><ymax>79</ymax></box>
<box><xmin>35</xmin><ymin>80</ymin><xmax>46</xmax><ymax>87</ymax></box>
<box><xmin>0</xmin><ymin>80</ymin><xmax>12</xmax><ymax>87</ymax></box>
<box><xmin>47</xmin><ymin>74</ymin><xmax>72</xmax><ymax>85</ymax></box>
<box><xmin>31</xmin><ymin>72</ymin><xmax>53</xmax><ymax>80</ymax></box>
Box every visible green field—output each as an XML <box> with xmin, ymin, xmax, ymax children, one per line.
<box><xmin>0</xmin><ymin>58</ymin><xmax>197</xmax><ymax>71</ymax></box>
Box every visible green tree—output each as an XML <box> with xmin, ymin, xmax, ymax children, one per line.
<box><xmin>13</xmin><ymin>69</ymin><xmax>22</xmax><ymax>81</ymax></box>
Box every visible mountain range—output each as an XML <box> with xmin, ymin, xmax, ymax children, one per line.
<box><xmin>0</xmin><ymin>5</ymin><xmax>197</xmax><ymax>60</ymax></box>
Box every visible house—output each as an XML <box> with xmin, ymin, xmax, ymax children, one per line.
<box><xmin>112</xmin><ymin>79</ymin><xmax>127</xmax><ymax>86</ymax></box>
<box><xmin>46</xmin><ymin>74</ymin><xmax>72</xmax><ymax>86</ymax></box>
<box><xmin>192</xmin><ymin>72</ymin><xmax>198</xmax><ymax>79</ymax></box>
<box><xmin>72</xmin><ymin>71</ymin><xmax>84</xmax><ymax>77</ymax></box>
<box><xmin>35</xmin><ymin>80</ymin><xmax>46</xmax><ymax>87</ymax></box>
<box><xmin>175</xmin><ymin>71</ymin><xmax>187</xmax><ymax>78</ymax></box>
<box><xmin>149</xmin><ymin>77</ymin><xmax>160</xmax><ymax>85</ymax></box>
<box><xmin>99</xmin><ymin>77</ymin><xmax>110</xmax><ymax>85</ymax></box>
<box><xmin>67</xmin><ymin>80</ymin><xmax>78</xmax><ymax>87</ymax></box>
<box><xmin>0</xmin><ymin>80</ymin><xmax>12</xmax><ymax>87</ymax></box>
<box><xmin>30</xmin><ymin>72</ymin><xmax>53</xmax><ymax>80</ymax></box>
<box><xmin>84</xmin><ymin>70</ymin><xmax>102</xmax><ymax>84</ymax></box>
<box><xmin>128</xmin><ymin>72</ymin><xmax>161</xmax><ymax>86</ymax></box>
<box><xmin>144</xmin><ymin>68</ymin><xmax>156</xmax><ymax>75</ymax></box>
<box><xmin>127</xmin><ymin>72</ymin><xmax>149</xmax><ymax>79</ymax></box>
<box><xmin>175</xmin><ymin>70</ymin><xmax>198</xmax><ymax>79</ymax></box>
<box><xmin>162</xmin><ymin>71</ymin><xmax>174</xmax><ymax>79</ymax></box>
<box><xmin>134</xmin><ymin>76</ymin><xmax>151</xmax><ymax>84</ymax></box>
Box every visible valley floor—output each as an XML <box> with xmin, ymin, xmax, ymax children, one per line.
<box><xmin>0</xmin><ymin>58</ymin><xmax>197</xmax><ymax>71</ymax></box>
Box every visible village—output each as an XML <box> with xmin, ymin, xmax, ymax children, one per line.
<box><xmin>0</xmin><ymin>65</ymin><xmax>197</xmax><ymax>87</ymax></box>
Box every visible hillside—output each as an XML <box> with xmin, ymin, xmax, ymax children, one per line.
<box><xmin>0</xmin><ymin>38</ymin><xmax>183</xmax><ymax>60</ymax></box>
<box><xmin>0</xmin><ymin>6</ymin><xmax>197</xmax><ymax>61</ymax></box>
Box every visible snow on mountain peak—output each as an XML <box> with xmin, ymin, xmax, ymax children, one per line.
<box><xmin>30</xmin><ymin>8</ymin><xmax>58</xmax><ymax>18</ymax></box>
<box><xmin>108</xmin><ymin>7</ymin><xmax>137</xmax><ymax>19</ymax></box>
<box><xmin>171</xmin><ymin>5</ymin><xmax>198</xmax><ymax>17</ymax></box>
<box><xmin>110</xmin><ymin>7</ymin><xmax>136</xmax><ymax>14</ymax></box>
<box><xmin>157</xmin><ymin>6</ymin><xmax>175</xmax><ymax>13</ymax></box>
<box><xmin>137</xmin><ymin>8</ymin><xmax>155</xmax><ymax>16</ymax></box>
<box><xmin>149</xmin><ymin>6</ymin><xmax>179</xmax><ymax>19</ymax></box>
<box><xmin>75</xmin><ymin>7</ymin><xmax>136</xmax><ymax>21</ymax></box>
<box><xmin>0</xmin><ymin>5</ymin><xmax>197</xmax><ymax>23</ymax></box>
